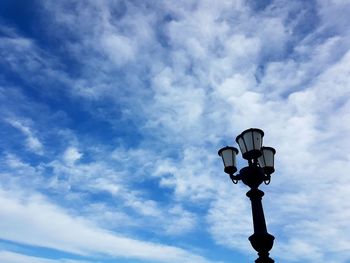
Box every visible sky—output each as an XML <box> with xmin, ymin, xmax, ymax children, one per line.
<box><xmin>1</xmin><ymin>0</ymin><xmax>350</xmax><ymax>262</ymax></box>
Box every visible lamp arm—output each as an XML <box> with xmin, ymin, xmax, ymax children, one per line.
<box><xmin>229</xmin><ymin>174</ymin><xmax>242</xmax><ymax>184</ymax></box>
<box><xmin>263</xmin><ymin>174</ymin><xmax>271</xmax><ymax>185</ymax></box>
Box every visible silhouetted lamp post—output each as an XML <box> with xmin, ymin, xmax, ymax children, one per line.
<box><xmin>218</xmin><ymin>128</ymin><xmax>276</xmax><ymax>263</ymax></box>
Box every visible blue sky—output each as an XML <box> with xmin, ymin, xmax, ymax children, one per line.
<box><xmin>1</xmin><ymin>0</ymin><xmax>350</xmax><ymax>262</ymax></box>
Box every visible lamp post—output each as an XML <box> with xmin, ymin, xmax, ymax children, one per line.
<box><xmin>218</xmin><ymin>128</ymin><xmax>276</xmax><ymax>263</ymax></box>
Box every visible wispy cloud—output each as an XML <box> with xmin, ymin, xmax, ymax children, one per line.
<box><xmin>5</xmin><ymin>118</ymin><xmax>44</xmax><ymax>155</ymax></box>
<box><xmin>0</xmin><ymin>251</ymin><xmax>91</xmax><ymax>263</ymax></box>
<box><xmin>0</xmin><ymin>188</ymin><xmax>215</xmax><ymax>263</ymax></box>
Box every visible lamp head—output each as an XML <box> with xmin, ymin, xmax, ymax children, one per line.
<box><xmin>218</xmin><ymin>146</ymin><xmax>239</xmax><ymax>174</ymax></box>
<box><xmin>235</xmin><ymin>128</ymin><xmax>264</xmax><ymax>160</ymax></box>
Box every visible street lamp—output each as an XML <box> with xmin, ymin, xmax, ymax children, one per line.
<box><xmin>218</xmin><ymin>128</ymin><xmax>276</xmax><ymax>263</ymax></box>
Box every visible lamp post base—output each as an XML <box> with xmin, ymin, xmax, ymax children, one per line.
<box><xmin>249</xmin><ymin>232</ymin><xmax>275</xmax><ymax>263</ymax></box>
<box><xmin>249</xmin><ymin>232</ymin><xmax>275</xmax><ymax>255</ymax></box>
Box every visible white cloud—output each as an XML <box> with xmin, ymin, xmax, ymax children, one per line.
<box><xmin>206</xmin><ymin>187</ymin><xmax>252</xmax><ymax>252</ymax></box>
<box><xmin>0</xmin><ymin>251</ymin><xmax>90</xmax><ymax>263</ymax></box>
<box><xmin>163</xmin><ymin>205</ymin><xmax>198</xmax><ymax>235</ymax></box>
<box><xmin>0</xmin><ymin>146</ymin><xmax>198</xmax><ymax>237</ymax></box>
<box><xmin>6</xmin><ymin>118</ymin><xmax>44</xmax><ymax>155</ymax></box>
<box><xmin>0</xmin><ymin>188</ymin><xmax>215</xmax><ymax>263</ymax></box>
<box><xmin>63</xmin><ymin>147</ymin><xmax>83</xmax><ymax>165</ymax></box>
<box><xmin>153</xmin><ymin>146</ymin><xmax>223</xmax><ymax>201</ymax></box>
<box><xmin>101</xmin><ymin>34</ymin><xmax>136</xmax><ymax>66</ymax></box>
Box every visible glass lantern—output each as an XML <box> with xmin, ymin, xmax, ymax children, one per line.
<box><xmin>258</xmin><ymin>146</ymin><xmax>276</xmax><ymax>175</ymax></box>
<box><xmin>236</xmin><ymin>128</ymin><xmax>264</xmax><ymax>160</ymax></box>
<box><xmin>218</xmin><ymin>146</ymin><xmax>239</xmax><ymax>174</ymax></box>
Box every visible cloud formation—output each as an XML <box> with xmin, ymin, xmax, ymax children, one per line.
<box><xmin>0</xmin><ymin>189</ymin><xmax>213</xmax><ymax>263</ymax></box>
<box><xmin>1</xmin><ymin>0</ymin><xmax>350</xmax><ymax>262</ymax></box>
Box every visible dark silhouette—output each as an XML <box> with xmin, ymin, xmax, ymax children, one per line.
<box><xmin>218</xmin><ymin>128</ymin><xmax>276</xmax><ymax>263</ymax></box>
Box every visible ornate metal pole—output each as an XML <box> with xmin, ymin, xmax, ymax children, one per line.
<box><xmin>218</xmin><ymin>128</ymin><xmax>276</xmax><ymax>263</ymax></box>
